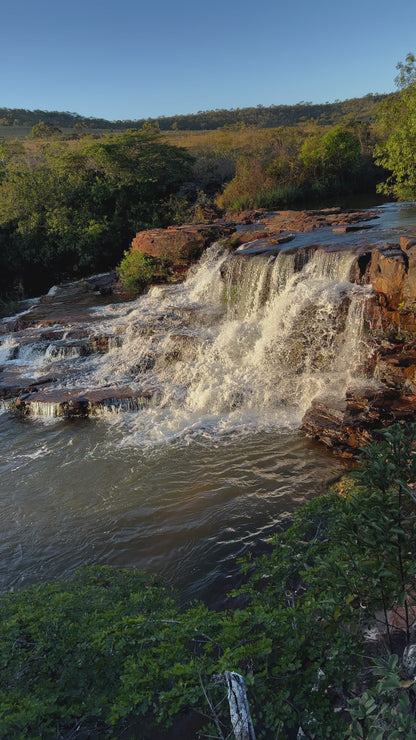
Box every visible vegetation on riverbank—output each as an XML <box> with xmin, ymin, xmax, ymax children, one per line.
<box><xmin>1</xmin><ymin>424</ymin><xmax>416</xmax><ymax>739</ymax></box>
<box><xmin>0</xmin><ymin>128</ymin><xmax>193</xmax><ymax>297</ymax></box>
<box><xmin>0</xmin><ymin>55</ymin><xmax>414</xmax><ymax>302</ymax></box>
<box><xmin>0</xmin><ymin>117</ymin><xmax>381</xmax><ymax>301</ymax></box>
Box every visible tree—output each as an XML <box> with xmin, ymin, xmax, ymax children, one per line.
<box><xmin>374</xmin><ymin>53</ymin><xmax>416</xmax><ymax>200</ymax></box>
<box><xmin>29</xmin><ymin>120</ymin><xmax>62</xmax><ymax>139</ymax></box>
<box><xmin>299</xmin><ymin>125</ymin><xmax>361</xmax><ymax>189</ymax></box>
<box><xmin>0</xmin><ymin>129</ymin><xmax>194</xmax><ymax>294</ymax></box>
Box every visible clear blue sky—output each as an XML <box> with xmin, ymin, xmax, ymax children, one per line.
<box><xmin>2</xmin><ymin>0</ymin><xmax>416</xmax><ymax>121</ymax></box>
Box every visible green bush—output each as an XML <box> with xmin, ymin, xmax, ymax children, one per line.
<box><xmin>117</xmin><ymin>250</ymin><xmax>157</xmax><ymax>293</ymax></box>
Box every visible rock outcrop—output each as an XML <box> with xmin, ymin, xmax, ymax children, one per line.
<box><xmin>131</xmin><ymin>222</ymin><xmax>234</xmax><ymax>268</ymax></box>
<box><xmin>229</xmin><ymin>207</ymin><xmax>379</xmax><ymax>233</ymax></box>
<box><xmin>301</xmin><ymin>229</ymin><xmax>416</xmax><ymax>455</ymax></box>
<box><xmin>6</xmin><ymin>387</ymin><xmax>154</xmax><ymax>417</ymax></box>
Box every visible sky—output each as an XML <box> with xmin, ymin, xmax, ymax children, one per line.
<box><xmin>2</xmin><ymin>0</ymin><xmax>416</xmax><ymax>122</ymax></box>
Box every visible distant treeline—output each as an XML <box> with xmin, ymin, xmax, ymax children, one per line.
<box><xmin>0</xmin><ymin>93</ymin><xmax>389</xmax><ymax>132</ymax></box>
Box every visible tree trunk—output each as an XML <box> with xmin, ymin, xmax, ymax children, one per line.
<box><xmin>213</xmin><ymin>671</ymin><xmax>256</xmax><ymax>740</ymax></box>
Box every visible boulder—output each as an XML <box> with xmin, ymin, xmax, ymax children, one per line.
<box><xmin>301</xmin><ymin>382</ymin><xmax>416</xmax><ymax>457</ymax></box>
<box><xmin>131</xmin><ymin>222</ymin><xmax>235</xmax><ymax>265</ymax></box>
<box><xmin>368</xmin><ymin>245</ymin><xmax>409</xmax><ymax>309</ymax></box>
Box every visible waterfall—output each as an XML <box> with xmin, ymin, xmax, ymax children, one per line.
<box><xmin>0</xmin><ymin>244</ymin><xmax>373</xmax><ymax>439</ymax></box>
<box><xmin>91</xmin><ymin>245</ymin><xmax>372</xmax><ymax>438</ymax></box>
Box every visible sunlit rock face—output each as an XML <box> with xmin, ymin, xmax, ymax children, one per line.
<box><xmin>131</xmin><ymin>223</ymin><xmax>234</xmax><ymax>266</ymax></box>
<box><xmin>301</xmin><ymin>231</ymin><xmax>416</xmax><ymax>455</ymax></box>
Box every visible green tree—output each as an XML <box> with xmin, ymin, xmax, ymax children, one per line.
<box><xmin>0</xmin><ymin>129</ymin><xmax>194</xmax><ymax>294</ymax></box>
<box><xmin>30</xmin><ymin>120</ymin><xmax>62</xmax><ymax>139</ymax></box>
<box><xmin>299</xmin><ymin>125</ymin><xmax>361</xmax><ymax>190</ymax></box>
<box><xmin>375</xmin><ymin>53</ymin><xmax>416</xmax><ymax>200</ymax></box>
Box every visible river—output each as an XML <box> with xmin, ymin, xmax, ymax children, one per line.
<box><xmin>1</xmin><ymin>202</ymin><xmax>415</xmax><ymax>606</ymax></box>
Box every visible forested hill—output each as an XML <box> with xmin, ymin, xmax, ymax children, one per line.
<box><xmin>0</xmin><ymin>92</ymin><xmax>389</xmax><ymax>132</ymax></box>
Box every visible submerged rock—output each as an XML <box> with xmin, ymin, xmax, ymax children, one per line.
<box><xmin>8</xmin><ymin>387</ymin><xmax>155</xmax><ymax>418</ymax></box>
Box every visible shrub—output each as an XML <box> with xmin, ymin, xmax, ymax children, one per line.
<box><xmin>117</xmin><ymin>250</ymin><xmax>157</xmax><ymax>293</ymax></box>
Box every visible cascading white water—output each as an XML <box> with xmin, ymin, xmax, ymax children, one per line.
<box><xmin>0</xmin><ymin>202</ymin><xmax>412</xmax><ymax>603</ymax></box>
<box><xmin>0</xmin><ymin>244</ymin><xmax>373</xmax><ymax>439</ymax></box>
<box><xmin>74</xmin><ymin>244</ymin><xmax>372</xmax><ymax>441</ymax></box>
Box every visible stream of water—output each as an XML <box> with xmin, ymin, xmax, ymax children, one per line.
<box><xmin>1</xmin><ymin>203</ymin><xmax>414</xmax><ymax>605</ymax></box>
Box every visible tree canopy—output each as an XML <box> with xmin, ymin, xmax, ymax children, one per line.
<box><xmin>375</xmin><ymin>53</ymin><xmax>416</xmax><ymax>200</ymax></box>
<box><xmin>0</xmin><ymin>129</ymin><xmax>194</xmax><ymax>294</ymax></box>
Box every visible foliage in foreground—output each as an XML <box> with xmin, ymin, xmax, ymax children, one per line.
<box><xmin>1</xmin><ymin>424</ymin><xmax>416</xmax><ymax>739</ymax></box>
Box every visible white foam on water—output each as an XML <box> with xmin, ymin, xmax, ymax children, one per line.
<box><xmin>0</xmin><ymin>244</ymin><xmax>373</xmax><ymax>442</ymax></box>
<box><xmin>0</xmin><ymin>337</ymin><xmax>19</xmax><ymax>364</ymax></box>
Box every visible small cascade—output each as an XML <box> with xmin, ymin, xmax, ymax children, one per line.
<box><xmin>0</xmin><ymin>243</ymin><xmax>373</xmax><ymax>434</ymax></box>
<box><xmin>45</xmin><ymin>342</ymin><xmax>84</xmax><ymax>361</ymax></box>
<box><xmin>0</xmin><ymin>337</ymin><xmax>19</xmax><ymax>363</ymax></box>
<box><xmin>222</xmin><ymin>250</ymin><xmax>302</xmax><ymax>318</ymax></box>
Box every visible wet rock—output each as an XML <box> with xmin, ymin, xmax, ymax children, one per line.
<box><xmin>234</xmin><ymin>233</ymin><xmax>296</xmax><ymax>256</ymax></box>
<box><xmin>7</xmin><ymin>387</ymin><xmax>155</xmax><ymax>417</ymax></box>
<box><xmin>400</xmin><ymin>233</ymin><xmax>416</xmax><ymax>250</ymax></box>
<box><xmin>234</xmin><ymin>230</ymin><xmax>269</xmax><ymax>244</ymax></box>
<box><xmin>300</xmin><ymin>397</ymin><xmax>373</xmax><ymax>457</ymax></box>
<box><xmin>332</xmin><ymin>224</ymin><xmax>375</xmax><ymax>233</ymax></box>
<box><xmin>368</xmin><ymin>245</ymin><xmax>409</xmax><ymax>309</ymax></box>
<box><xmin>0</xmin><ymin>372</ymin><xmax>59</xmax><ymax>399</ymax></box>
<box><xmin>4</xmin><ymin>276</ymin><xmax>127</xmax><ymax>331</ymax></box>
<box><xmin>85</xmin><ymin>272</ymin><xmax>118</xmax><ymax>295</ymax></box>
<box><xmin>301</xmin><ymin>383</ymin><xmax>416</xmax><ymax>456</ymax></box>
<box><xmin>129</xmin><ymin>355</ymin><xmax>156</xmax><ymax>374</ymax></box>
<box><xmin>89</xmin><ymin>334</ymin><xmax>124</xmax><ymax>353</ymax></box>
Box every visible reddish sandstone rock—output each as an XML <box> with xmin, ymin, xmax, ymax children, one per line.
<box><xmin>368</xmin><ymin>245</ymin><xmax>409</xmax><ymax>309</ymax></box>
<box><xmin>400</xmin><ymin>233</ymin><xmax>416</xmax><ymax>250</ymax></box>
<box><xmin>234</xmin><ymin>230</ymin><xmax>269</xmax><ymax>245</ymax></box>
<box><xmin>300</xmin><ymin>398</ymin><xmax>374</xmax><ymax>457</ymax></box>
<box><xmin>131</xmin><ymin>223</ymin><xmax>234</xmax><ymax>265</ymax></box>
<box><xmin>301</xmin><ymin>383</ymin><xmax>416</xmax><ymax>456</ymax></box>
<box><xmin>257</xmin><ymin>208</ymin><xmax>379</xmax><ymax>234</ymax></box>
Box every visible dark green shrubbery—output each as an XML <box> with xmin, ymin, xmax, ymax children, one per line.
<box><xmin>1</xmin><ymin>424</ymin><xmax>416</xmax><ymax>738</ymax></box>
